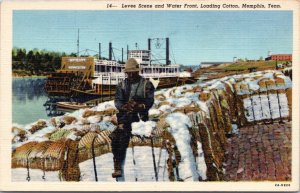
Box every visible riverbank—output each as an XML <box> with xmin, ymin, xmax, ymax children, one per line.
<box><xmin>12</xmin><ymin>70</ymin><xmax>50</xmax><ymax>78</ymax></box>
<box><xmin>13</xmin><ymin>75</ymin><xmax>48</xmax><ymax>78</ymax></box>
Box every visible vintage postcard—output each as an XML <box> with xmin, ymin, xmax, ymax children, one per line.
<box><xmin>0</xmin><ymin>0</ymin><xmax>299</xmax><ymax>191</ymax></box>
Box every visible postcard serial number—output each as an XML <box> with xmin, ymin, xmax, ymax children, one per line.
<box><xmin>275</xmin><ymin>183</ymin><xmax>290</xmax><ymax>187</ymax></box>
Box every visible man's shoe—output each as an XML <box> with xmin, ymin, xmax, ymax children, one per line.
<box><xmin>112</xmin><ymin>159</ymin><xmax>122</xmax><ymax>178</ymax></box>
<box><xmin>112</xmin><ymin>170</ymin><xmax>122</xmax><ymax>178</ymax></box>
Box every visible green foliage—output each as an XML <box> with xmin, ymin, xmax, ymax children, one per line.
<box><xmin>221</xmin><ymin>61</ymin><xmax>277</xmax><ymax>71</ymax></box>
<box><xmin>49</xmin><ymin>128</ymin><xmax>72</xmax><ymax>141</ymax></box>
<box><xmin>12</xmin><ymin>47</ymin><xmax>73</xmax><ymax>76</ymax></box>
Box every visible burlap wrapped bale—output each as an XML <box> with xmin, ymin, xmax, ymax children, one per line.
<box><xmin>224</xmin><ymin>83</ymin><xmax>237</xmax><ymax>121</ymax></box>
<box><xmin>82</xmin><ymin>110</ymin><xmax>97</xmax><ymax>118</ymax></box>
<box><xmin>186</xmin><ymin>112</ymin><xmax>201</xmax><ymax>160</ymax></box>
<box><xmin>165</xmin><ymin>141</ymin><xmax>181</xmax><ymax>181</ymax></box>
<box><xmin>258</xmin><ymin>79</ymin><xmax>267</xmax><ymax>91</ymax></box>
<box><xmin>77</xmin><ymin>131</ymin><xmax>112</xmax><ymax>162</ymax></box>
<box><xmin>60</xmin><ymin>140</ymin><xmax>80</xmax><ymax>181</ymax></box>
<box><xmin>155</xmin><ymin>93</ymin><xmax>166</xmax><ymax>101</ymax></box>
<box><xmin>265</xmin><ymin>79</ymin><xmax>276</xmax><ymax>90</ymax></box>
<box><xmin>198</xmin><ymin>122</ymin><xmax>225</xmax><ymax>181</ymax></box>
<box><xmin>29</xmin><ymin>120</ymin><xmax>47</xmax><ymax>134</ymax></box>
<box><xmin>238</xmin><ymin>94</ymin><xmax>253</xmax><ymax>126</ymax></box>
<box><xmin>157</xmin><ymin>101</ymin><xmax>171</xmax><ymax>108</ymax></box>
<box><xmin>286</xmin><ymin>88</ymin><xmax>292</xmax><ymax>120</ymax></box>
<box><xmin>83</xmin><ymin>108</ymin><xmax>118</xmax><ymax>118</ymax></box>
<box><xmin>50</xmin><ymin>117</ymin><xmax>57</xmax><ymax>127</ymax></box>
<box><xmin>234</xmin><ymin>80</ymin><xmax>249</xmax><ymax>127</ymax></box>
<box><xmin>12</xmin><ymin>127</ymin><xmax>27</xmax><ymax>143</ymax></box>
<box><xmin>42</xmin><ymin>139</ymin><xmax>68</xmax><ymax>171</ymax></box>
<box><xmin>27</xmin><ymin>141</ymin><xmax>53</xmax><ymax>169</ymax></box>
<box><xmin>193</xmin><ymin>85</ymin><xmax>203</xmax><ymax>93</ymax></box>
<box><xmin>49</xmin><ymin>128</ymin><xmax>72</xmax><ymax>141</ymax></box>
<box><xmin>210</xmin><ymin>91</ymin><xmax>227</xmax><ymax>148</ymax></box>
<box><xmin>199</xmin><ymin>92</ymin><xmax>211</xmax><ymax>102</ymax></box>
<box><xmin>78</xmin><ymin>132</ymin><xmax>101</xmax><ymax>149</ymax></box>
<box><xmin>12</xmin><ymin>141</ymin><xmax>38</xmax><ymax>168</ymax></box>
<box><xmin>63</xmin><ymin>116</ymin><xmax>77</xmax><ymax>125</ymax></box>
<box><xmin>173</xmin><ymin>105</ymin><xmax>201</xmax><ymax>114</ymax></box>
<box><xmin>217</xmin><ymin>89</ymin><xmax>233</xmax><ymax>134</ymax></box>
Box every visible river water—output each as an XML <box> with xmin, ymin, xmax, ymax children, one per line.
<box><xmin>13</xmin><ymin>78</ymin><xmax>50</xmax><ymax>125</ymax></box>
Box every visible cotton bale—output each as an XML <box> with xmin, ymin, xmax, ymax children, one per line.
<box><xmin>286</xmin><ymin>88</ymin><xmax>292</xmax><ymax>119</ymax></box>
<box><xmin>27</xmin><ymin>141</ymin><xmax>53</xmax><ymax>169</ymax></box>
<box><xmin>173</xmin><ymin>105</ymin><xmax>201</xmax><ymax>114</ymax></box>
<box><xmin>63</xmin><ymin>116</ymin><xmax>77</xmax><ymax>125</ymax></box>
<box><xmin>29</xmin><ymin>120</ymin><xmax>47</xmax><ymax>134</ymax></box>
<box><xmin>50</xmin><ymin>117</ymin><xmax>57</xmax><ymax>127</ymax></box>
<box><xmin>258</xmin><ymin>78</ymin><xmax>269</xmax><ymax>90</ymax></box>
<box><xmin>12</xmin><ymin>127</ymin><xmax>27</xmax><ymax>142</ymax></box>
<box><xmin>197</xmin><ymin>122</ymin><xmax>225</xmax><ymax>180</ymax></box>
<box><xmin>157</xmin><ymin>101</ymin><xmax>171</xmax><ymax>108</ymax></box>
<box><xmin>59</xmin><ymin>140</ymin><xmax>81</xmax><ymax>181</ymax></box>
<box><xmin>12</xmin><ymin>141</ymin><xmax>39</xmax><ymax>168</ymax></box>
<box><xmin>193</xmin><ymin>85</ymin><xmax>203</xmax><ymax>93</ymax></box>
<box><xmin>103</xmin><ymin>108</ymin><xmax>118</xmax><ymax>116</ymax></box>
<box><xmin>42</xmin><ymin>139</ymin><xmax>67</xmax><ymax>159</ymax></box>
<box><xmin>217</xmin><ymin>90</ymin><xmax>233</xmax><ymax>134</ymax></box>
<box><xmin>199</xmin><ymin>92</ymin><xmax>211</xmax><ymax>102</ymax></box>
<box><xmin>49</xmin><ymin>128</ymin><xmax>72</xmax><ymax>141</ymax></box>
<box><xmin>82</xmin><ymin>110</ymin><xmax>97</xmax><ymax>118</ymax></box>
<box><xmin>155</xmin><ymin>93</ymin><xmax>166</xmax><ymax>101</ymax></box>
<box><xmin>265</xmin><ymin>79</ymin><xmax>276</xmax><ymax>90</ymax></box>
<box><xmin>78</xmin><ymin>132</ymin><xmax>101</xmax><ymax>149</ymax></box>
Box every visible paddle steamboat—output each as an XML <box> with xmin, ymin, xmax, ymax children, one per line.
<box><xmin>44</xmin><ymin>38</ymin><xmax>196</xmax><ymax>109</ymax></box>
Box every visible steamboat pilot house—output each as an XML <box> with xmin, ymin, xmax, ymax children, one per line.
<box><xmin>128</xmin><ymin>49</ymin><xmax>182</xmax><ymax>80</ymax></box>
<box><xmin>92</xmin><ymin>59</ymin><xmax>125</xmax><ymax>93</ymax></box>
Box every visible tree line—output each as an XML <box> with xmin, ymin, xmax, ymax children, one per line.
<box><xmin>12</xmin><ymin>48</ymin><xmax>126</xmax><ymax>76</ymax></box>
<box><xmin>12</xmin><ymin>48</ymin><xmax>81</xmax><ymax>76</ymax></box>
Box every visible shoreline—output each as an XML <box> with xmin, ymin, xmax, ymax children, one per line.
<box><xmin>12</xmin><ymin>75</ymin><xmax>47</xmax><ymax>79</ymax></box>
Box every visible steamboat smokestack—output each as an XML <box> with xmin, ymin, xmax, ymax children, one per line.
<box><xmin>127</xmin><ymin>45</ymin><xmax>129</xmax><ymax>60</ymax></box>
<box><xmin>148</xmin><ymin>38</ymin><xmax>151</xmax><ymax>51</ymax></box>
<box><xmin>99</xmin><ymin>43</ymin><xmax>101</xmax><ymax>59</ymax></box>
<box><xmin>109</xmin><ymin>42</ymin><xmax>112</xmax><ymax>60</ymax></box>
<box><xmin>122</xmin><ymin>48</ymin><xmax>124</xmax><ymax>63</ymax></box>
<box><xmin>166</xmin><ymin>37</ymin><xmax>170</xmax><ymax>65</ymax></box>
<box><xmin>77</xmin><ymin>29</ymin><xmax>80</xmax><ymax>57</ymax></box>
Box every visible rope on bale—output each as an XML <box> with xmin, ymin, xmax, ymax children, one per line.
<box><xmin>130</xmin><ymin>136</ymin><xmax>138</xmax><ymax>181</ymax></box>
<box><xmin>162</xmin><ymin>143</ymin><xmax>168</xmax><ymax>181</ymax></box>
<box><xmin>265</xmin><ymin>81</ymin><xmax>274</xmax><ymax>124</ymax></box>
<box><xmin>257</xmin><ymin>83</ymin><xmax>265</xmax><ymax>124</ymax></box>
<box><xmin>274</xmin><ymin>79</ymin><xmax>283</xmax><ymax>123</ymax></box>
<box><xmin>150</xmin><ymin>136</ymin><xmax>158</xmax><ymax>181</ymax></box>
<box><xmin>42</xmin><ymin>168</ymin><xmax>46</xmax><ymax>181</ymax></box>
<box><xmin>91</xmin><ymin>135</ymin><xmax>98</xmax><ymax>182</ymax></box>
<box><xmin>26</xmin><ymin>157</ymin><xmax>30</xmax><ymax>182</ymax></box>
<box><xmin>156</xmin><ymin>139</ymin><xmax>165</xmax><ymax>179</ymax></box>
<box><xmin>247</xmin><ymin>83</ymin><xmax>257</xmax><ymax>125</ymax></box>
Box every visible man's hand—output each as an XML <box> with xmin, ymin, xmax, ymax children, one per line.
<box><xmin>118</xmin><ymin>124</ymin><xmax>124</xmax><ymax>130</ymax></box>
<box><xmin>121</xmin><ymin>100</ymin><xmax>145</xmax><ymax>112</ymax></box>
<box><xmin>121</xmin><ymin>100</ymin><xmax>138</xmax><ymax>111</ymax></box>
<box><xmin>121</xmin><ymin>102</ymin><xmax>134</xmax><ymax>112</ymax></box>
<box><xmin>134</xmin><ymin>103</ymin><xmax>146</xmax><ymax>110</ymax></box>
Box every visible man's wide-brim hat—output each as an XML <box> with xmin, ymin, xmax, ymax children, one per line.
<box><xmin>124</xmin><ymin>58</ymin><xmax>141</xmax><ymax>73</ymax></box>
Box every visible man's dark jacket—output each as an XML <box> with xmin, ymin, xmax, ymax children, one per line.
<box><xmin>114</xmin><ymin>76</ymin><xmax>155</xmax><ymax>126</ymax></box>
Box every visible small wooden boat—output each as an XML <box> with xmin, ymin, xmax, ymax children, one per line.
<box><xmin>56</xmin><ymin>101</ymin><xmax>94</xmax><ymax>111</ymax></box>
